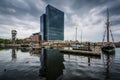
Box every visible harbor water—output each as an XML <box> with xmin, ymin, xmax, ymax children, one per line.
<box><xmin>0</xmin><ymin>48</ymin><xmax>120</xmax><ymax>80</ymax></box>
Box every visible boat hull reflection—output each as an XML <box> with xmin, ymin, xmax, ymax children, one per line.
<box><xmin>101</xmin><ymin>45</ymin><xmax>115</xmax><ymax>54</ymax></box>
<box><xmin>102</xmin><ymin>51</ymin><xmax>115</xmax><ymax>80</ymax></box>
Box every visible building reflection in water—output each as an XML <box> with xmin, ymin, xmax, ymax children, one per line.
<box><xmin>102</xmin><ymin>52</ymin><xmax>115</xmax><ymax>80</ymax></box>
<box><xmin>39</xmin><ymin>48</ymin><xmax>64</xmax><ymax>80</ymax></box>
<box><xmin>11</xmin><ymin>48</ymin><xmax>17</xmax><ymax>60</ymax></box>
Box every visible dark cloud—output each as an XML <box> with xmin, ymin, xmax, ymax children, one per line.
<box><xmin>110</xmin><ymin>5</ymin><xmax>120</xmax><ymax>16</ymax></box>
<box><xmin>71</xmin><ymin>0</ymin><xmax>105</xmax><ymax>9</ymax></box>
<box><xmin>111</xmin><ymin>20</ymin><xmax>120</xmax><ymax>27</ymax></box>
<box><xmin>0</xmin><ymin>0</ymin><xmax>46</xmax><ymax>23</ymax></box>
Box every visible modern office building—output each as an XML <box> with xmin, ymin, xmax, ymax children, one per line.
<box><xmin>40</xmin><ymin>5</ymin><xmax>64</xmax><ymax>41</ymax></box>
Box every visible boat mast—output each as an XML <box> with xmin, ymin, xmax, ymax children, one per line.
<box><xmin>106</xmin><ymin>8</ymin><xmax>110</xmax><ymax>42</ymax></box>
<box><xmin>75</xmin><ymin>27</ymin><xmax>77</xmax><ymax>41</ymax></box>
<box><xmin>81</xmin><ymin>30</ymin><xmax>82</xmax><ymax>43</ymax></box>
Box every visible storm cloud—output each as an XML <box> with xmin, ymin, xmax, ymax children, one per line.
<box><xmin>0</xmin><ymin>0</ymin><xmax>120</xmax><ymax>41</ymax></box>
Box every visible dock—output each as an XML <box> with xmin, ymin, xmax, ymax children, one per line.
<box><xmin>60</xmin><ymin>47</ymin><xmax>101</xmax><ymax>56</ymax></box>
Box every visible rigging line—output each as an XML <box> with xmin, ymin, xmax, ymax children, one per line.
<box><xmin>102</xmin><ymin>29</ymin><xmax>106</xmax><ymax>44</ymax></box>
<box><xmin>110</xmin><ymin>29</ymin><xmax>114</xmax><ymax>42</ymax></box>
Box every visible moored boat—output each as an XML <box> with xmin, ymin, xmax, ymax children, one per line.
<box><xmin>101</xmin><ymin>8</ymin><xmax>115</xmax><ymax>53</ymax></box>
<box><xmin>101</xmin><ymin>45</ymin><xmax>115</xmax><ymax>53</ymax></box>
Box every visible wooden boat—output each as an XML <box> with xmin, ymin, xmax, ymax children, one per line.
<box><xmin>101</xmin><ymin>8</ymin><xmax>115</xmax><ymax>53</ymax></box>
<box><xmin>101</xmin><ymin>45</ymin><xmax>115</xmax><ymax>53</ymax></box>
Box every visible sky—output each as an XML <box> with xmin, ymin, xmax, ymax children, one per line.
<box><xmin>0</xmin><ymin>0</ymin><xmax>120</xmax><ymax>42</ymax></box>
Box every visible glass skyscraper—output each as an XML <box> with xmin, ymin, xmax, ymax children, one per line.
<box><xmin>40</xmin><ymin>5</ymin><xmax>64</xmax><ymax>41</ymax></box>
<box><xmin>40</xmin><ymin>14</ymin><xmax>47</xmax><ymax>41</ymax></box>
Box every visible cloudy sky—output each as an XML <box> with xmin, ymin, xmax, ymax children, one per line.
<box><xmin>0</xmin><ymin>0</ymin><xmax>120</xmax><ymax>42</ymax></box>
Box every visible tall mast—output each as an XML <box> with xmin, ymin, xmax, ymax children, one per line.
<box><xmin>81</xmin><ymin>30</ymin><xmax>82</xmax><ymax>43</ymax></box>
<box><xmin>75</xmin><ymin>27</ymin><xmax>77</xmax><ymax>41</ymax></box>
<box><xmin>106</xmin><ymin>8</ymin><xmax>110</xmax><ymax>42</ymax></box>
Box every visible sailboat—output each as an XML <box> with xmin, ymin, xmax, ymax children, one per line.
<box><xmin>101</xmin><ymin>8</ymin><xmax>115</xmax><ymax>53</ymax></box>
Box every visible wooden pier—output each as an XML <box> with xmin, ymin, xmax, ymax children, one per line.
<box><xmin>60</xmin><ymin>47</ymin><xmax>101</xmax><ymax>56</ymax></box>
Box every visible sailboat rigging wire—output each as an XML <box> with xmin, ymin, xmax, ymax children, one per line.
<box><xmin>110</xmin><ymin>29</ymin><xmax>114</xmax><ymax>42</ymax></box>
<box><xmin>102</xmin><ymin>29</ymin><xmax>106</xmax><ymax>44</ymax></box>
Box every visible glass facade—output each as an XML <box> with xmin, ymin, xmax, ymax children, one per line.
<box><xmin>40</xmin><ymin>5</ymin><xmax>64</xmax><ymax>41</ymax></box>
<box><xmin>40</xmin><ymin>14</ymin><xmax>47</xmax><ymax>41</ymax></box>
<box><xmin>46</xmin><ymin>5</ymin><xmax>64</xmax><ymax>40</ymax></box>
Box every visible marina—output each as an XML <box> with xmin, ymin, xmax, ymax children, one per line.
<box><xmin>0</xmin><ymin>0</ymin><xmax>120</xmax><ymax>80</ymax></box>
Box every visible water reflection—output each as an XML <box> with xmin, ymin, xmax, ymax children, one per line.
<box><xmin>11</xmin><ymin>48</ymin><xmax>17</xmax><ymax>60</ymax></box>
<box><xmin>66</xmin><ymin>53</ymin><xmax>101</xmax><ymax>66</ymax></box>
<box><xmin>20</xmin><ymin>48</ymin><xmax>30</xmax><ymax>52</ymax></box>
<box><xmin>102</xmin><ymin>52</ymin><xmax>115</xmax><ymax>80</ymax></box>
<box><xmin>88</xmin><ymin>57</ymin><xmax>91</xmax><ymax>66</ymax></box>
<box><xmin>62</xmin><ymin>53</ymin><xmax>102</xmax><ymax>80</ymax></box>
<box><xmin>30</xmin><ymin>50</ymin><xmax>40</xmax><ymax>56</ymax></box>
<box><xmin>39</xmin><ymin>48</ymin><xmax>64</xmax><ymax>80</ymax></box>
